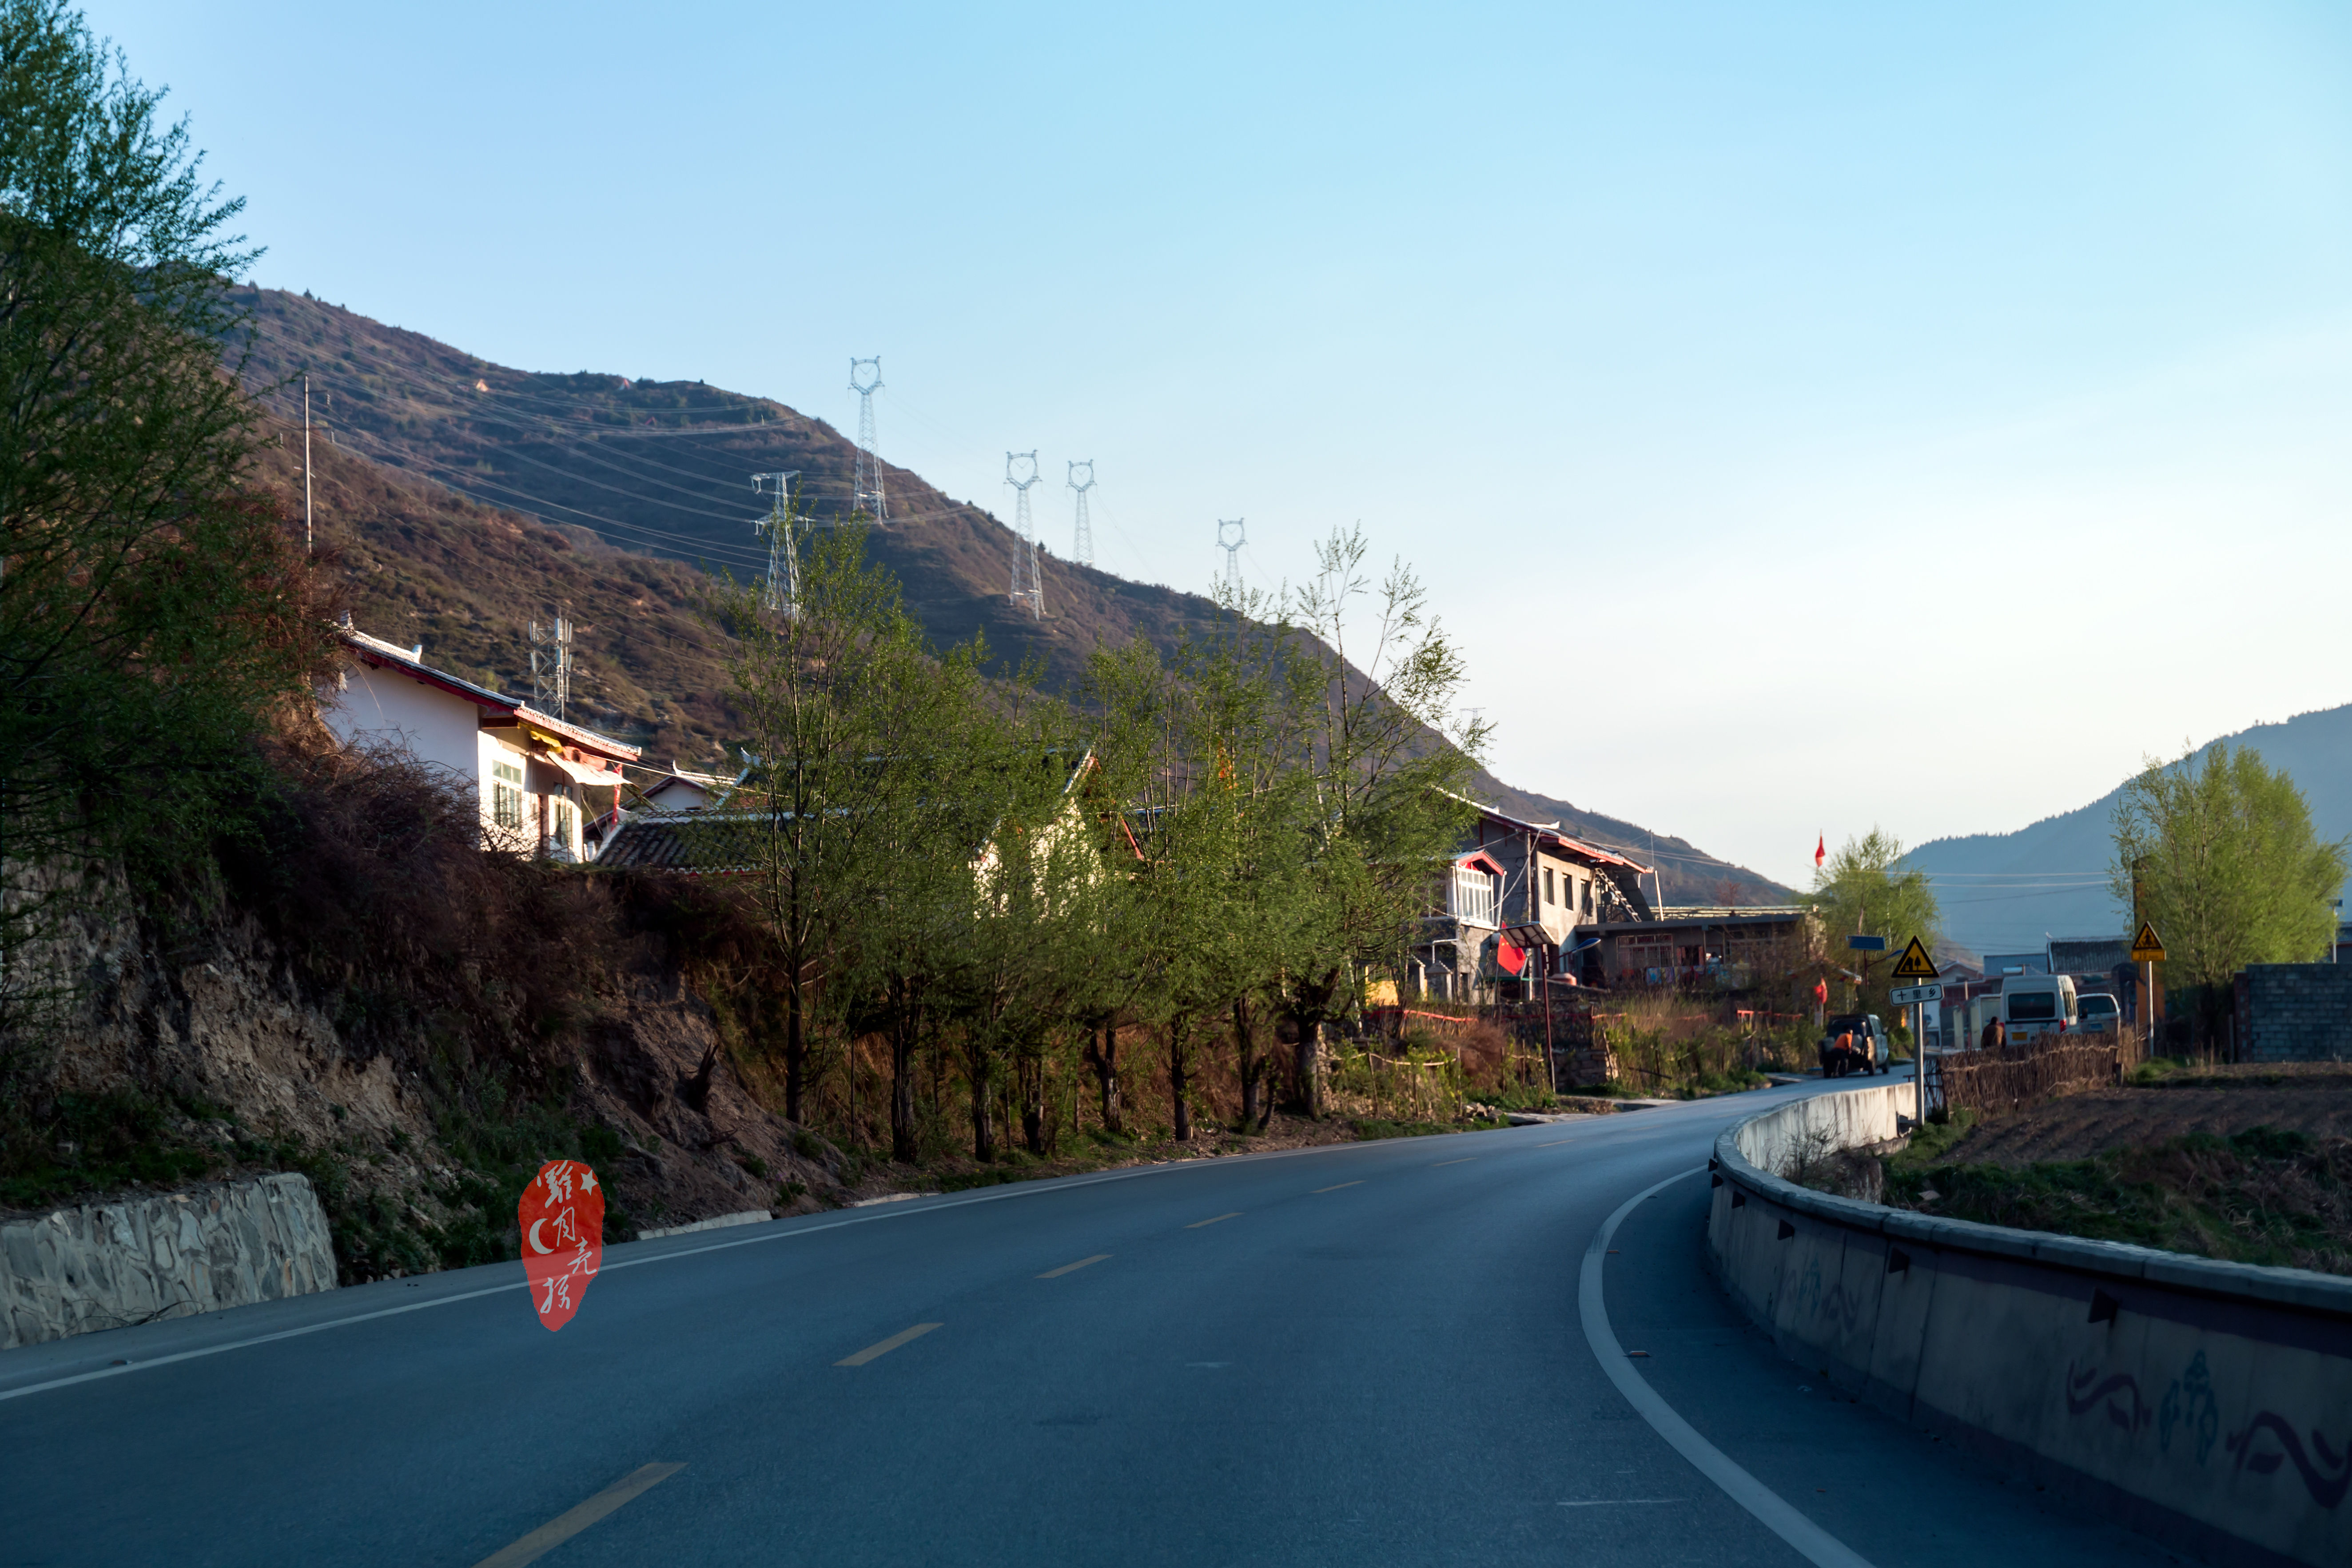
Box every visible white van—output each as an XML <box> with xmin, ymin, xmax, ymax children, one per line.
<box><xmin>2000</xmin><ymin>974</ymin><xmax>2078</xmax><ymax>1043</ymax></box>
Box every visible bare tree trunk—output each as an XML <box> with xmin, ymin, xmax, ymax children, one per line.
<box><xmin>1083</xmin><ymin>1021</ymin><xmax>1123</xmax><ymax>1135</ymax></box>
<box><xmin>1169</xmin><ymin>1016</ymin><xmax>1192</xmax><ymax>1142</ymax></box>
<box><xmin>1236</xmin><ymin>996</ymin><xmax>1269</xmax><ymax>1130</ymax></box>
<box><xmin>1292</xmin><ymin>1015</ymin><xmax>1325</xmax><ymax>1119</ymax></box>
<box><xmin>888</xmin><ymin>987</ymin><xmax>918</xmax><ymax>1165</ymax></box>
<box><xmin>968</xmin><ymin>1052</ymin><xmax>995</xmax><ymax>1162</ymax></box>
<box><xmin>784</xmin><ymin>967</ymin><xmax>806</xmax><ymax>1126</ymax></box>
<box><xmin>1020</xmin><ymin>1045</ymin><xmax>1046</xmax><ymax>1155</ymax></box>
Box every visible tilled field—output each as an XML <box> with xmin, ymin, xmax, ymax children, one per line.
<box><xmin>1937</xmin><ymin>1064</ymin><xmax>2352</xmax><ymax>1166</ymax></box>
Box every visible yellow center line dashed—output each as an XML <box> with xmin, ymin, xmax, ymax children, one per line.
<box><xmin>470</xmin><ymin>1462</ymin><xmax>684</xmax><ymax>1568</ymax></box>
<box><xmin>836</xmin><ymin>1322</ymin><xmax>942</xmax><ymax>1366</ymax></box>
<box><xmin>1186</xmin><ymin>1212</ymin><xmax>1243</xmax><ymax>1229</ymax></box>
<box><xmin>1037</xmin><ymin>1254</ymin><xmax>1111</xmax><ymax>1279</ymax></box>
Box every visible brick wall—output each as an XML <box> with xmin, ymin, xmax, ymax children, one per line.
<box><xmin>2233</xmin><ymin>963</ymin><xmax>2352</xmax><ymax>1062</ymax></box>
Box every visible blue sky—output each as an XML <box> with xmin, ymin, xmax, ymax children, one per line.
<box><xmin>87</xmin><ymin>0</ymin><xmax>2352</xmax><ymax>891</ymax></box>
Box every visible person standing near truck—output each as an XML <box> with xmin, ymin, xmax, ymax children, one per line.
<box><xmin>1980</xmin><ymin>1016</ymin><xmax>2004</xmax><ymax>1052</ymax></box>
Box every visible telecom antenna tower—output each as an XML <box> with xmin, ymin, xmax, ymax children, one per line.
<box><xmin>1217</xmin><ymin>518</ymin><xmax>1246</xmax><ymax>593</ymax></box>
<box><xmin>1067</xmin><ymin>460</ymin><xmax>1096</xmax><ymax>567</ymax></box>
<box><xmin>529</xmin><ymin>614</ymin><xmax>573</xmax><ymax>720</ymax></box>
<box><xmin>848</xmin><ymin>357</ymin><xmax>887</xmax><ymax>522</ymax></box>
<box><xmin>1006</xmin><ymin>451</ymin><xmax>1044</xmax><ymax>619</ymax></box>
<box><xmin>752</xmin><ymin>470</ymin><xmax>803</xmax><ymax>616</ymax></box>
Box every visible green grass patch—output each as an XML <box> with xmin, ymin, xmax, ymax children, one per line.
<box><xmin>1886</xmin><ymin>1124</ymin><xmax>2352</xmax><ymax>1276</ymax></box>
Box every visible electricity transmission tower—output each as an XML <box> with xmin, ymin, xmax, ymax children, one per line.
<box><xmin>1217</xmin><ymin>518</ymin><xmax>1246</xmax><ymax>593</ymax></box>
<box><xmin>1067</xmin><ymin>460</ymin><xmax>1095</xmax><ymax>567</ymax></box>
<box><xmin>1006</xmin><ymin>451</ymin><xmax>1044</xmax><ymax>619</ymax></box>
<box><xmin>848</xmin><ymin>357</ymin><xmax>887</xmax><ymax>521</ymax></box>
<box><xmin>752</xmin><ymin>470</ymin><xmax>803</xmax><ymax>616</ymax></box>
<box><xmin>529</xmin><ymin>614</ymin><xmax>573</xmax><ymax>720</ymax></box>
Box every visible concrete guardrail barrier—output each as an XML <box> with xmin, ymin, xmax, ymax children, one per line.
<box><xmin>1710</xmin><ymin>1083</ymin><xmax>2352</xmax><ymax>1568</ymax></box>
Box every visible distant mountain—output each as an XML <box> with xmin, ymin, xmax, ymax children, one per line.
<box><xmin>235</xmin><ymin>288</ymin><xmax>1787</xmax><ymax>903</ymax></box>
<box><xmin>1904</xmin><ymin>704</ymin><xmax>2352</xmax><ymax>955</ymax></box>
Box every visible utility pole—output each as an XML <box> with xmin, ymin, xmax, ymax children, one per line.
<box><xmin>1217</xmin><ymin>518</ymin><xmax>1246</xmax><ymax>594</ymax></box>
<box><xmin>302</xmin><ymin>373</ymin><xmax>313</xmax><ymax>553</ymax></box>
<box><xmin>1067</xmin><ymin>460</ymin><xmax>1095</xmax><ymax>567</ymax></box>
<box><xmin>752</xmin><ymin>471</ymin><xmax>802</xmax><ymax>617</ymax></box>
<box><xmin>848</xmin><ymin>358</ymin><xmax>887</xmax><ymax>522</ymax></box>
<box><xmin>1006</xmin><ymin>451</ymin><xmax>1043</xmax><ymax>619</ymax></box>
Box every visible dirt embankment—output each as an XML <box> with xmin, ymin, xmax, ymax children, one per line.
<box><xmin>1874</xmin><ymin>1063</ymin><xmax>2352</xmax><ymax>1277</ymax></box>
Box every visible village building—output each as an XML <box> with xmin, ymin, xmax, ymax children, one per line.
<box><xmin>1413</xmin><ymin>798</ymin><xmax>1656</xmax><ymax>1002</ymax></box>
<box><xmin>324</xmin><ymin>626</ymin><xmax>640</xmax><ymax>861</ymax></box>
<box><xmin>1569</xmin><ymin>905</ymin><xmax>1812</xmax><ymax>991</ymax></box>
<box><xmin>629</xmin><ymin>765</ymin><xmax>741</xmax><ymax>813</ymax></box>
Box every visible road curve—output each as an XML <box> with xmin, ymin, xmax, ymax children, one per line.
<box><xmin>0</xmin><ymin>1083</ymin><xmax>2182</xmax><ymax>1567</ymax></box>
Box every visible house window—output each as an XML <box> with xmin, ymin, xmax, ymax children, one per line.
<box><xmin>1580</xmin><ymin>879</ymin><xmax>1594</xmax><ymax>916</ymax></box>
<box><xmin>1450</xmin><ymin>867</ymin><xmax>1496</xmax><ymax>927</ymax></box>
<box><xmin>1543</xmin><ymin>866</ymin><xmax>1555</xmax><ymax>905</ymax></box>
<box><xmin>549</xmin><ymin>797</ymin><xmax>575</xmax><ymax>849</ymax></box>
<box><xmin>492</xmin><ymin>760</ymin><xmax>524</xmax><ymax>830</ymax></box>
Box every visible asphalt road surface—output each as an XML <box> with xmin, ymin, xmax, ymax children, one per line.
<box><xmin>0</xmin><ymin>1081</ymin><xmax>2186</xmax><ymax>1567</ymax></box>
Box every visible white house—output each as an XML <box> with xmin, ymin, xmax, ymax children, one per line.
<box><xmin>325</xmin><ymin>626</ymin><xmax>641</xmax><ymax>861</ymax></box>
<box><xmin>632</xmin><ymin>766</ymin><xmax>740</xmax><ymax>813</ymax></box>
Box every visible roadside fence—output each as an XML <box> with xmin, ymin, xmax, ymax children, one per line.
<box><xmin>1930</xmin><ymin>1031</ymin><xmax>2121</xmax><ymax>1117</ymax></box>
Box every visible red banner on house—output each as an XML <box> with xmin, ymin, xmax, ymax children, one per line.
<box><xmin>519</xmin><ymin>1159</ymin><xmax>605</xmax><ymax>1331</ymax></box>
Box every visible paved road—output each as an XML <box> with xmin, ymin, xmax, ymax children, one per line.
<box><xmin>1</xmin><ymin>1082</ymin><xmax>2183</xmax><ymax>1567</ymax></box>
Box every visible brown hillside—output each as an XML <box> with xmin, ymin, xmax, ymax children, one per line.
<box><xmin>231</xmin><ymin>288</ymin><xmax>1786</xmax><ymax>901</ymax></box>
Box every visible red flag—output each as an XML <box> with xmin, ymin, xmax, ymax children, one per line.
<box><xmin>1814</xmin><ymin>835</ymin><xmax>1826</xmax><ymax>869</ymax></box>
<box><xmin>1495</xmin><ymin>937</ymin><xmax>1526</xmax><ymax>976</ymax></box>
<box><xmin>519</xmin><ymin>1159</ymin><xmax>605</xmax><ymax>1331</ymax></box>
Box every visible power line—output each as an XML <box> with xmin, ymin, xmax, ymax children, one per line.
<box><xmin>268</xmin><ymin>414</ymin><xmax>772</xmax><ymax>567</ymax></box>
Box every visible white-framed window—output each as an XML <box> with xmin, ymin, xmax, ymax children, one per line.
<box><xmin>1543</xmin><ymin>866</ymin><xmax>1556</xmax><ymax>905</ymax></box>
<box><xmin>548</xmin><ymin>796</ymin><xmax>575</xmax><ymax>851</ymax></box>
<box><xmin>492</xmin><ymin>759</ymin><xmax>524</xmax><ymax>830</ymax></box>
<box><xmin>1450</xmin><ymin>866</ymin><xmax>1497</xmax><ymax>926</ymax></box>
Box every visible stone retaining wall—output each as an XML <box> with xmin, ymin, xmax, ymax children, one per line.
<box><xmin>1710</xmin><ymin>1086</ymin><xmax>2352</xmax><ymax>1568</ymax></box>
<box><xmin>1</xmin><ymin>1174</ymin><xmax>338</xmax><ymax>1350</ymax></box>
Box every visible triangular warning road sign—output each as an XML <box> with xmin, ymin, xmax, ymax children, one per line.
<box><xmin>2130</xmin><ymin>922</ymin><xmax>2166</xmax><ymax>963</ymax></box>
<box><xmin>1890</xmin><ymin>936</ymin><xmax>1938</xmax><ymax>981</ymax></box>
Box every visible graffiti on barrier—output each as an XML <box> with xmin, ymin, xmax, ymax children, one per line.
<box><xmin>2065</xmin><ymin>1362</ymin><xmax>2152</xmax><ymax>1432</ymax></box>
<box><xmin>2227</xmin><ymin>1413</ymin><xmax>2351</xmax><ymax>1510</ymax></box>
<box><xmin>2159</xmin><ymin>1352</ymin><xmax>2220</xmax><ymax>1467</ymax></box>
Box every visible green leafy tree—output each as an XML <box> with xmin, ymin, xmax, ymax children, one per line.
<box><xmin>713</xmin><ymin>517</ymin><xmax>951</xmax><ymax>1126</ymax></box>
<box><xmin>1806</xmin><ymin>829</ymin><xmax>1939</xmax><ymax>1018</ymax></box>
<box><xmin>1278</xmin><ymin>528</ymin><xmax>1483</xmax><ymax>1113</ymax></box>
<box><xmin>2109</xmin><ymin>743</ymin><xmax>2347</xmax><ymax>997</ymax></box>
<box><xmin>1</xmin><ymin>0</ymin><xmax>330</xmax><ymax>1057</ymax></box>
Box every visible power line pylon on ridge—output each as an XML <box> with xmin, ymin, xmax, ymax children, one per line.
<box><xmin>1217</xmin><ymin>518</ymin><xmax>1246</xmax><ymax>594</ymax></box>
<box><xmin>752</xmin><ymin>470</ymin><xmax>803</xmax><ymax>617</ymax></box>
<box><xmin>1067</xmin><ymin>459</ymin><xmax>1095</xmax><ymax>568</ymax></box>
<box><xmin>1006</xmin><ymin>450</ymin><xmax>1044</xmax><ymax>620</ymax></box>
<box><xmin>849</xmin><ymin>357</ymin><xmax>887</xmax><ymax>523</ymax></box>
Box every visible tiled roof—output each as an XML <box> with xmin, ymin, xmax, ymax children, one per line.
<box><xmin>594</xmin><ymin>812</ymin><xmax>768</xmax><ymax>874</ymax></box>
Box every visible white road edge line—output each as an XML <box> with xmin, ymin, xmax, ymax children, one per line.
<box><xmin>1579</xmin><ymin>1168</ymin><xmax>1879</xmax><ymax>1568</ymax></box>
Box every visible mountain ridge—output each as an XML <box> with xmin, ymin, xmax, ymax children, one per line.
<box><xmin>235</xmin><ymin>287</ymin><xmax>1788</xmax><ymax>904</ymax></box>
<box><xmin>1903</xmin><ymin>702</ymin><xmax>2352</xmax><ymax>954</ymax></box>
